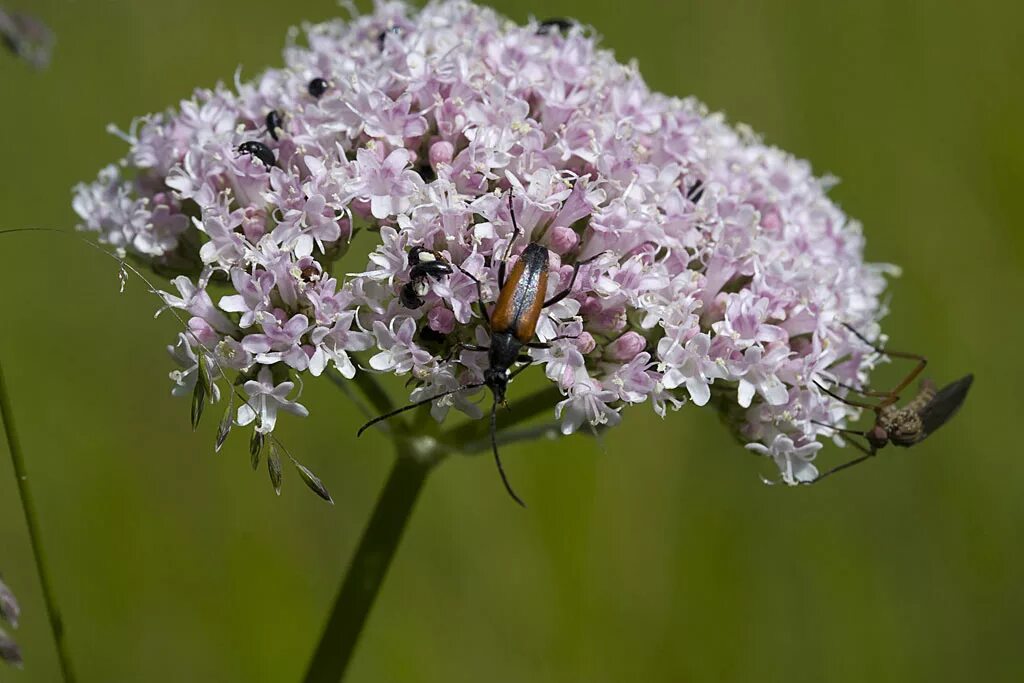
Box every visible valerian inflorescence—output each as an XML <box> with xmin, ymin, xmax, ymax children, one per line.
<box><xmin>72</xmin><ymin>0</ymin><xmax>893</xmax><ymax>486</ymax></box>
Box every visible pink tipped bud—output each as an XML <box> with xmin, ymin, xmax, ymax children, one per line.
<box><xmin>760</xmin><ymin>207</ymin><xmax>782</xmax><ymax>232</ymax></box>
<box><xmin>574</xmin><ymin>331</ymin><xmax>596</xmax><ymax>354</ymax></box>
<box><xmin>548</xmin><ymin>225</ymin><xmax>579</xmax><ymax>255</ymax></box>
<box><xmin>605</xmin><ymin>331</ymin><xmax>647</xmax><ymax>361</ymax></box>
<box><xmin>428</xmin><ymin>306</ymin><xmax>455</xmax><ymax>335</ymax></box>
<box><xmin>187</xmin><ymin>317</ymin><xmax>219</xmax><ymax>346</ymax></box>
<box><xmin>429</xmin><ymin>140</ymin><xmax>455</xmax><ymax>168</ymax></box>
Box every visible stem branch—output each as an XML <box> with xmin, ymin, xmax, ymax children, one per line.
<box><xmin>302</xmin><ymin>445</ymin><xmax>435</xmax><ymax>683</ymax></box>
<box><xmin>0</xmin><ymin>360</ymin><xmax>76</xmax><ymax>682</ymax></box>
<box><xmin>442</xmin><ymin>384</ymin><xmax>563</xmax><ymax>447</ymax></box>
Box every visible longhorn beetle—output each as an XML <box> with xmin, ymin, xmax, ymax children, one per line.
<box><xmin>810</xmin><ymin>322</ymin><xmax>973</xmax><ymax>482</ymax></box>
<box><xmin>399</xmin><ymin>246</ymin><xmax>454</xmax><ymax>309</ymax></box>
<box><xmin>358</xmin><ymin>193</ymin><xmax>603</xmax><ymax>506</ymax></box>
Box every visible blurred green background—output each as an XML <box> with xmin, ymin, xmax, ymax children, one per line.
<box><xmin>1</xmin><ymin>0</ymin><xmax>1022</xmax><ymax>681</ymax></box>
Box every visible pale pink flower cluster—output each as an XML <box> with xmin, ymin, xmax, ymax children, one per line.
<box><xmin>72</xmin><ymin>0</ymin><xmax>892</xmax><ymax>484</ymax></box>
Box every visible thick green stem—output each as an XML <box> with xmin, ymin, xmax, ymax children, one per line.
<box><xmin>302</xmin><ymin>445</ymin><xmax>435</xmax><ymax>683</ymax></box>
<box><xmin>0</xmin><ymin>360</ymin><xmax>76</xmax><ymax>682</ymax></box>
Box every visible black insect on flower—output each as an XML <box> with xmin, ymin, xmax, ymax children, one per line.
<box><xmin>265</xmin><ymin>110</ymin><xmax>285</xmax><ymax>141</ymax></box>
<box><xmin>399</xmin><ymin>246</ymin><xmax>454</xmax><ymax>309</ymax></box>
<box><xmin>237</xmin><ymin>141</ymin><xmax>275</xmax><ymax>169</ymax></box>
<box><xmin>307</xmin><ymin>77</ymin><xmax>330</xmax><ymax>98</ymax></box>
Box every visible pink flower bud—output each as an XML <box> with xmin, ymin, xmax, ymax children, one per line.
<box><xmin>428</xmin><ymin>306</ymin><xmax>455</xmax><ymax>335</ymax></box>
<box><xmin>187</xmin><ymin>317</ymin><xmax>218</xmax><ymax>346</ymax></box>
<box><xmin>605</xmin><ymin>331</ymin><xmax>647</xmax><ymax>361</ymax></box>
<box><xmin>574</xmin><ymin>331</ymin><xmax>596</xmax><ymax>354</ymax></box>
<box><xmin>429</xmin><ymin>140</ymin><xmax>455</xmax><ymax>168</ymax></box>
<box><xmin>548</xmin><ymin>225</ymin><xmax>579</xmax><ymax>255</ymax></box>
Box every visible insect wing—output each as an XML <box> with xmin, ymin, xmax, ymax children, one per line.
<box><xmin>918</xmin><ymin>374</ymin><xmax>973</xmax><ymax>439</ymax></box>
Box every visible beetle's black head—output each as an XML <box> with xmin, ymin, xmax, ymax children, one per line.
<box><xmin>484</xmin><ymin>367</ymin><xmax>509</xmax><ymax>404</ymax></box>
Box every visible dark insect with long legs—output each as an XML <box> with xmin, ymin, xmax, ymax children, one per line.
<box><xmin>811</xmin><ymin>323</ymin><xmax>973</xmax><ymax>482</ymax></box>
<box><xmin>358</xmin><ymin>193</ymin><xmax>602</xmax><ymax>506</ymax></box>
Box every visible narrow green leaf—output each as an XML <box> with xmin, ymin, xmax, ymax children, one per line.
<box><xmin>267</xmin><ymin>443</ymin><xmax>283</xmax><ymax>496</ymax></box>
<box><xmin>249</xmin><ymin>430</ymin><xmax>264</xmax><ymax>470</ymax></box>
<box><xmin>190</xmin><ymin>364</ymin><xmax>207</xmax><ymax>431</ymax></box>
<box><xmin>292</xmin><ymin>459</ymin><xmax>334</xmax><ymax>504</ymax></box>
<box><xmin>198</xmin><ymin>353</ymin><xmax>215</xmax><ymax>397</ymax></box>
<box><xmin>215</xmin><ymin>392</ymin><xmax>234</xmax><ymax>453</ymax></box>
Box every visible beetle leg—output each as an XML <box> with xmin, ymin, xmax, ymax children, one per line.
<box><xmin>442</xmin><ymin>342</ymin><xmax>489</xmax><ymax>363</ymax></box>
<box><xmin>499</xmin><ymin>192</ymin><xmax>523</xmax><ymax>288</ymax></box>
<box><xmin>543</xmin><ymin>252</ymin><xmax>604</xmax><ymax>308</ymax></box>
<box><xmin>456</xmin><ymin>264</ymin><xmax>490</xmax><ymax>325</ymax></box>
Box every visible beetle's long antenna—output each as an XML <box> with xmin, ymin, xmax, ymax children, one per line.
<box><xmin>357</xmin><ymin>382</ymin><xmax>485</xmax><ymax>436</ymax></box>
<box><xmin>491</xmin><ymin>397</ymin><xmax>526</xmax><ymax>507</ymax></box>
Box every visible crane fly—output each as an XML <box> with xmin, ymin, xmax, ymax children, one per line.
<box><xmin>810</xmin><ymin>323</ymin><xmax>973</xmax><ymax>482</ymax></box>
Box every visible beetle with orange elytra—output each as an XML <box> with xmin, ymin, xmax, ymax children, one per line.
<box><xmin>358</xmin><ymin>192</ymin><xmax>604</xmax><ymax>506</ymax></box>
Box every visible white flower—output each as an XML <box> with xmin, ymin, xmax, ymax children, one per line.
<box><xmin>746</xmin><ymin>434</ymin><xmax>821</xmax><ymax>485</ymax></box>
<box><xmin>236</xmin><ymin>367</ymin><xmax>309</xmax><ymax>433</ymax></box>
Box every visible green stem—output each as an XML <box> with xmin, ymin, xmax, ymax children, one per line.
<box><xmin>302</xmin><ymin>444</ymin><xmax>436</xmax><ymax>683</ymax></box>
<box><xmin>0</xmin><ymin>360</ymin><xmax>76</xmax><ymax>682</ymax></box>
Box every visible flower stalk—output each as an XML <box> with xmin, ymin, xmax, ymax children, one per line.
<box><xmin>302</xmin><ymin>441</ymin><xmax>437</xmax><ymax>683</ymax></box>
<box><xmin>303</xmin><ymin>376</ymin><xmax>567</xmax><ymax>681</ymax></box>
<box><xmin>0</xmin><ymin>360</ymin><xmax>76</xmax><ymax>681</ymax></box>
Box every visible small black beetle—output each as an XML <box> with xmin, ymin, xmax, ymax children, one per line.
<box><xmin>237</xmin><ymin>141</ymin><xmax>275</xmax><ymax>169</ymax></box>
<box><xmin>307</xmin><ymin>77</ymin><xmax>330</xmax><ymax>98</ymax></box>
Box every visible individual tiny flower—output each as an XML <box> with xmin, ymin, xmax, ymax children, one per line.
<box><xmin>236</xmin><ymin>367</ymin><xmax>309</xmax><ymax>433</ymax></box>
<box><xmin>746</xmin><ymin>434</ymin><xmax>822</xmax><ymax>485</ymax></box>
<box><xmin>733</xmin><ymin>344</ymin><xmax>791</xmax><ymax>408</ymax></box>
<box><xmin>368</xmin><ymin>318</ymin><xmax>433</xmax><ymax>374</ymax></box>
<box><xmin>168</xmin><ymin>334</ymin><xmax>222</xmax><ymax>401</ymax></box>
<box><xmin>555</xmin><ymin>377</ymin><xmax>622</xmax><ymax>435</ymax></box>
<box><xmin>241</xmin><ymin>311</ymin><xmax>312</xmax><ymax>370</ymax></box>
<box><xmin>308</xmin><ymin>312</ymin><xmax>375</xmax><ymax>378</ymax></box>
<box><xmin>658</xmin><ymin>332</ymin><xmax>722</xmax><ymax>407</ymax></box>
<box><xmin>348</xmin><ymin>147</ymin><xmax>421</xmax><ymax>219</ymax></box>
